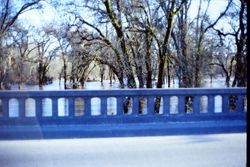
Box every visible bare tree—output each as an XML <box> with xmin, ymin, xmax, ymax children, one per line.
<box><xmin>230</xmin><ymin>0</ymin><xmax>247</xmax><ymax>87</ymax></box>
<box><xmin>152</xmin><ymin>0</ymin><xmax>186</xmax><ymax>89</ymax></box>
<box><xmin>0</xmin><ymin>0</ymin><xmax>41</xmax><ymax>89</ymax></box>
<box><xmin>0</xmin><ymin>0</ymin><xmax>41</xmax><ymax>38</ymax></box>
<box><xmin>0</xmin><ymin>34</ymin><xmax>12</xmax><ymax>89</ymax></box>
<box><xmin>171</xmin><ymin>0</ymin><xmax>193</xmax><ymax>88</ymax></box>
<box><xmin>192</xmin><ymin>0</ymin><xmax>233</xmax><ymax>87</ymax></box>
<box><xmin>205</xmin><ymin>0</ymin><xmax>247</xmax><ymax>87</ymax></box>
<box><xmin>124</xmin><ymin>0</ymin><xmax>156</xmax><ymax>88</ymax></box>
<box><xmin>9</xmin><ymin>25</ymin><xmax>37</xmax><ymax>89</ymax></box>
<box><xmin>102</xmin><ymin>0</ymin><xmax>137</xmax><ymax>88</ymax></box>
<box><xmin>33</xmin><ymin>31</ymin><xmax>56</xmax><ymax>88</ymax></box>
<box><xmin>48</xmin><ymin>25</ymin><xmax>71</xmax><ymax>89</ymax></box>
<box><xmin>53</xmin><ymin>0</ymin><xmax>246</xmax><ymax>91</ymax></box>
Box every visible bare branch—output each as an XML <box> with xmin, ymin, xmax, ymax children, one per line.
<box><xmin>204</xmin><ymin>0</ymin><xmax>233</xmax><ymax>33</ymax></box>
<box><xmin>0</xmin><ymin>0</ymin><xmax>42</xmax><ymax>36</ymax></box>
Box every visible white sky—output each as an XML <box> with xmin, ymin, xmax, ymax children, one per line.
<box><xmin>189</xmin><ymin>0</ymin><xmax>228</xmax><ymax>19</ymax></box>
<box><xmin>18</xmin><ymin>0</ymin><xmax>229</xmax><ymax>29</ymax></box>
<box><xmin>18</xmin><ymin>1</ymin><xmax>59</xmax><ymax>28</ymax></box>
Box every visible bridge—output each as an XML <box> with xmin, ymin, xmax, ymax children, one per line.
<box><xmin>0</xmin><ymin>88</ymin><xmax>247</xmax><ymax>139</ymax></box>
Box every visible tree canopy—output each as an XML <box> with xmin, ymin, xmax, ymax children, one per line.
<box><xmin>0</xmin><ymin>0</ymin><xmax>247</xmax><ymax>89</ymax></box>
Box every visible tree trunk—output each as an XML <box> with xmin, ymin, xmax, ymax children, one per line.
<box><xmin>155</xmin><ymin>1</ymin><xmax>176</xmax><ymax>113</ymax></box>
<box><xmin>167</xmin><ymin>61</ymin><xmax>171</xmax><ymax>88</ymax></box>
<box><xmin>232</xmin><ymin>0</ymin><xmax>247</xmax><ymax>87</ymax></box>
<box><xmin>146</xmin><ymin>70</ymin><xmax>152</xmax><ymax>88</ymax></box>
<box><xmin>137</xmin><ymin>66</ymin><xmax>144</xmax><ymax>88</ymax></box>
<box><xmin>232</xmin><ymin>53</ymin><xmax>247</xmax><ymax>87</ymax></box>
<box><xmin>156</xmin><ymin>57</ymin><xmax>165</xmax><ymax>88</ymax></box>
<box><xmin>145</xmin><ymin>28</ymin><xmax>153</xmax><ymax>88</ymax></box>
<box><xmin>63</xmin><ymin>57</ymin><xmax>67</xmax><ymax>89</ymax></box>
<box><xmin>194</xmin><ymin>54</ymin><xmax>201</xmax><ymax>87</ymax></box>
<box><xmin>104</xmin><ymin>0</ymin><xmax>136</xmax><ymax>88</ymax></box>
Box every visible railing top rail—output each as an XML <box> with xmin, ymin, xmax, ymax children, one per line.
<box><xmin>0</xmin><ymin>88</ymin><xmax>247</xmax><ymax>98</ymax></box>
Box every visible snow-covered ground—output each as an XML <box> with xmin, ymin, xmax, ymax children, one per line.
<box><xmin>0</xmin><ymin>133</ymin><xmax>246</xmax><ymax>167</ymax></box>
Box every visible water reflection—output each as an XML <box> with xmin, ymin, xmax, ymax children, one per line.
<box><xmin>9</xmin><ymin>99</ymin><xmax>19</xmax><ymax>117</ymax></box>
<box><xmin>214</xmin><ymin>96</ymin><xmax>222</xmax><ymax>113</ymax></box>
<box><xmin>91</xmin><ymin>98</ymin><xmax>101</xmax><ymax>116</ymax></box>
<box><xmin>58</xmin><ymin>98</ymin><xmax>68</xmax><ymax>117</ymax></box>
<box><xmin>25</xmin><ymin>98</ymin><xmax>36</xmax><ymax>117</ymax></box>
<box><xmin>139</xmin><ymin>97</ymin><xmax>147</xmax><ymax>114</ymax></box>
<box><xmin>107</xmin><ymin>97</ymin><xmax>116</xmax><ymax>115</ymax></box>
<box><xmin>159</xmin><ymin>97</ymin><xmax>164</xmax><ymax>114</ymax></box>
<box><xmin>75</xmin><ymin>98</ymin><xmax>84</xmax><ymax>116</ymax></box>
<box><xmin>170</xmin><ymin>96</ymin><xmax>178</xmax><ymax>114</ymax></box>
<box><xmin>200</xmin><ymin>96</ymin><xmax>208</xmax><ymax>113</ymax></box>
<box><xmin>42</xmin><ymin>98</ymin><xmax>52</xmax><ymax>117</ymax></box>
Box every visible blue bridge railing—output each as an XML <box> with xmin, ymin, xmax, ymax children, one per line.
<box><xmin>0</xmin><ymin>88</ymin><xmax>247</xmax><ymax>139</ymax></box>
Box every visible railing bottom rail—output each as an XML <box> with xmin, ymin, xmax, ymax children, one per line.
<box><xmin>0</xmin><ymin>114</ymin><xmax>246</xmax><ymax>140</ymax></box>
<box><xmin>0</xmin><ymin>120</ymin><xmax>246</xmax><ymax>140</ymax></box>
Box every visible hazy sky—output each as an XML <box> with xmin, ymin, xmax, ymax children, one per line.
<box><xmin>18</xmin><ymin>1</ymin><xmax>58</xmax><ymax>28</ymax></box>
<box><xmin>18</xmin><ymin>0</ymin><xmax>229</xmax><ymax>29</ymax></box>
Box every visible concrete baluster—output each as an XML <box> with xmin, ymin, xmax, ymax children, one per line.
<box><xmin>147</xmin><ymin>96</ymin><xmax>155</xmax><ymax>115</ymax></box>
<box><xmin>163</xmin><ymin>96</ymin><xmax>170</xmax><ymax>115</ymax></box>
<box><xmin>132</xmin><ymin>96</ymin><xmax>139</xmax><ymax>116</ymax></box>
<box><xmin>178</xmin><ymin>96</ymin><xmax>185</xmax><ymax>115</ymax></box>
<box><xmin>208</xmin><ymin>95</ymin><xmax>215</xmax><ymax>114</ymax></box>
<box><xmin>235</xmin><ymin>95</ymin><xmax>244</xmax><ymax>113</ymax></box>
<box><xmin>222</xmin><ymin>95</ymin><xmax>230</xmax><ymax>113</ymax></box>
<box><xmin>101</xmin><ymin>97</ymin><xmax>107</xmax><ymax>116</ymax></box>
<box><xmin>68</xmin><ymin>97</ymin><xmax>75</xmax><ymax>117</ymax></box>
<box><xmin>116</xmin><ymin>97</ymin><xmax>123</xmax><ymax>116</ymax></box>
<box><xmin>35</xmin><ymin>98</ymin><xmax>43</xmax><ymax>118</ymax></box>
<box><xmin>84</xmin><ymin>98</ymin><xmax>91</xmax><ymax>117</ymax></box>
<box><xmin>2</xmin><ymin>98</ymin><xmax>9</xmax><ymax>118</ymax></box>
<box><xmin>52</xmin><ymin>98</ymin><xmax>58</xmax><ymax>117</ymax></box>
<box><xmin>19</xmin><ymin>98</ymin><xmax>25</xmax><ymax>118</ymax></box>
<box><xmin>193</xmin><ymin>96</ymin><xmax>200</xmax><ymax>114</ymax></box>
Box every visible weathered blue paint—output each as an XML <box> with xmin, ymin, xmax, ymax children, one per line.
<box><xmin>0</xmin><ymin>88</ymin><xmax>247</xmax><ymax>139</ymax></box>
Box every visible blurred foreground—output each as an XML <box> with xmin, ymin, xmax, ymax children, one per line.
<box><xmin>0</xmin><ymin>133</ymin><xmax>246</xmax><ymax>167</ymax></box>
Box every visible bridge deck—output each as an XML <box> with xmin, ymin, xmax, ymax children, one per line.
<box><xmin>0</xmin><ymin>133</ymin><xmax>246</xmax><ymax>167</ymax></box>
